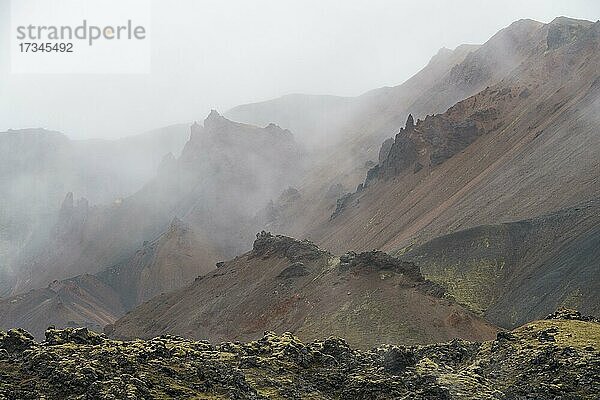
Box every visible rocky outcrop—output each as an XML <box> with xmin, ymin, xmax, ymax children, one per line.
<box><xmin>378</xmin><ymin>137</ymin><xmax>394</xmax><ymax>164</ymax></box>
<box><xmin>546</xmin><ymin>307</ymin><xmax>600</xmax><ymax>323</ymax></box>
<box><xmin>55</xmin><ymin>192</ymin><xmax>89</xmax><ymax>238</ymax></box>
<box><xmin>44</xmin><ymin>326</ymin><xmax>107</xmax><ymax>346</ymax></box>
<box><xmin>368</xmin><ymin>107</ymin><xmax>489</xmax><ymax>182</ymax></box>
<box><xmin>251</xmin><ymin>231</ymin><xmax>327</xmax><ymax>262</ymax></box>
<box><xmin>339</xmin><ymin>250</ymin><xmax>422</xmax><ymax>280</ymax></box>
<box><xmin>1</xmin><ymin>316</ymin><xmax>598</xmax><ymax>399</ymax></box>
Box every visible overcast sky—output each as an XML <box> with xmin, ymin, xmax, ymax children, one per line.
<box><xmin>0</xmin><ymin>0</ymin><xmax>598</xmax><ymax>139</ymax></box>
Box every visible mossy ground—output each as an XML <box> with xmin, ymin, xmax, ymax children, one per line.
<box><xmin>0</xmin><ymin>315</ymin><xmax>598</xmax><ymax>399</ymax></box>
<box><xmin>421</xmin><ymin>258</ymin><xmax>505</xmax><ymax>316</ymax></box>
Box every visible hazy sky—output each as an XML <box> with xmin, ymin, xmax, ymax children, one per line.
<box><xmin>0</xmin><ymin>0</ymin><xmax>598</xmax><ymax>139</ymax></box>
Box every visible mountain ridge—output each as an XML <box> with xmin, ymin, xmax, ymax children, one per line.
<box><xmin>109</xmin><ymin>231</ymin><xmax>498</xmax><ymax>348</ymax></box>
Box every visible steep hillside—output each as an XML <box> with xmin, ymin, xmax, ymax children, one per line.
<box><xmin>400</xmin><ymin>199</ymin><xmax>600</xmax><ymax>328</ymax></box>
<box><xmin>109</xmin><ymin>232</ymin><xmax>497</xmax><ymax>348</ymax></box>
<box><xmin>13</xmin><ymin>112</ymin><xmax>303</xmax><ymax>292</ymax></box>
<box><xmin>0</xmin><ymin>219</ymin><xmax>216</xmax><ymax>339</ymax></box>
<box><xmin>310</xmin><ymin>17</ymin><xmax>600</xmax><ymax>254</ymax></box>
<box><xmin>247</xmin><ymin>19</ymin><xmax>554</xmax><ymax>246</ymax></box>
<box><xmin>1</xmin><ymin>311</ymin><xmax>598</xmax><ymax>399</ymax></box>
<box><xmin>246</xmin><ymin>18</ymin><xmax>600</xmax><ymax>338</ymax></box>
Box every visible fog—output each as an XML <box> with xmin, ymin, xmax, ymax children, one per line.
<box><xmin>0</xmin><ymin>0</ymin><xmax>598</xmax><ymax>140</ymax></box>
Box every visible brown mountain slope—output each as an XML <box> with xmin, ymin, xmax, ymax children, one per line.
<box><xmin>0</xmin><ymin>218</ymin><xmax>216</xmax><ymax>339</ymax></box>
<box><xmin>13</xmin><ymin>111</ymin><xmax>302</xmax><ymax>293</ymax></box>
<box><xmin>248</xmin><ymin>19</ymin><xmax>553</xmax><ymax>247</ymax></box>
<box><xmin>399</xmin><ymin>199</ymin><xmax>600</xmax><ymax>329</ymax></box>
<box><xmin>109</xmin><ymin>232</ymin><xmax>498</xmax><ymax>348</ymax></box>
<box><xmin>308</xmin><ymin>17</ymin><xmax>600</xmax><ymax>254</ymax></box>
<box><xmin>96</xmin><ymin>217</ymin><xmax>217</xmax><ymax>309</ymax></box>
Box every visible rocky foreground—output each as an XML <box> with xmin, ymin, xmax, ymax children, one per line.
<box><xmin>0</xmin><ymin>310</ymin><xmax>598</xmax><ymax>399</ymax></box>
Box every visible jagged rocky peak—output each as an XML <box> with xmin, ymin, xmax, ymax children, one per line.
<box><xmin>265</xmin><ymin>122</ymin><xmax>293</xmax><ymax>137</ymax></box>
<box><xmin>405</xmin><ymin>114</ymin><xmax>415</xmax><ymax>130</ymax></box>
<box><xmin>203</xmin><ymin>109</ymin><xmax>247</xmax><ymax>135</ymax></box>
<box><xmin>204</xmin><ymin>109</ymin><xmax>225</xmax><ymax>129</ymax></box>
<box><xmin>199</xmin><ymin>109</ymin><xmax>295</xmax><ymax>142</ymax></box>
<box><xmin>60</xmin><ymin>191</ymin><xmax>74</xmax><ymax>211</ymax></box>
<box><xmin>251</xmin><ymin>231</ymin><xmax>328</xmax><ymax>262</ymax></box>
<box><xmin>265</xmin><ymin>122</ymin><xmax>281</xmax><ymax>130</ymax></box>
<box><xmin>59</xmin><ymin>192</ymin><xmax>89</xmax><ymax>217</ymax></box>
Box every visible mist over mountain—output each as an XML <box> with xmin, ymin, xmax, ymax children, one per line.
<box><xmin>0</xmin><ymin>125</ymin><xmax>189</xmax><ymax>295</ymax></box>
<box><xmin>0</xmin><ymin>217</ymin><xmax>216</xmax><ymax>339</ymax></box>
<box><xmin>10</xmin><ymin>111</ymin><xmax>304</xmax><ymax>294</ymax></box>
<box><xmin>0</xmin><ymin>10</ymin><xmax>599</xmax><ymax>399</ymax></box>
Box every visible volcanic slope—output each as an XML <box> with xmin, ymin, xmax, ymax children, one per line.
<box><xmin>109</xmin><ymin>232</ymin><xmax>498</xmax><ymax>348</ymax></box>
<box><xmin>245</xmin><ymin>19</ymin><xmax>560</xmax><ymax>246</ymax></box>
<box><xmin>400</xmin><ymin>198</ymin><xmax>600</xmax><ymax>329</ymax></box>
<box><xmin>310</xmin><ymin>17</ymin><xmax>600</xmax><ymax>255</ymax></box>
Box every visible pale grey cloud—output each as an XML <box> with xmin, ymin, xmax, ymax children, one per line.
<box><xmin>0</xmin><ymin>0</ymin><xmax>598</xmax><ymax>139</ymax></box>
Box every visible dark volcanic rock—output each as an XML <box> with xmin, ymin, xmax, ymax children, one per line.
<box><xmin>546</xmin><ymin>307</ymin><xmax>600</xmax><ymax>323</ymax></box>
<box><xmin>252</xmin><ymin>231</ymin><xmax>327</xmax><ymax>262</ymax></box>
<box><xmin>378</xmin><ymin>137</ymin><xmax>395</xmax><ymax>164</ymax></box>
<box><xmin>339</xmin><ymin>250</ymin><xmax>423</xmax><ymax>280</ymax></box>
<box><xmin>383</xmin><ymin>135</ymin><xmax>419</xmax><ymax>175</ymax></box>
<box><xmin>0</xmin><ymin>328</ymin><xmax>34</xmax><ymax>353</ymax></box>
<box><xmin>44</xmin><ymin>327</ymin><xmax>106</xmax><ymax>346</ymax></box>
<box><xmin>277</xmin><ymin>262</ymin><xmax>310</xmax><ymax>279</ymax></box>
<box><xmin>330</xmin><ymin>192</ymin><xmax>354</xmax><ymax>220</ymax></box>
